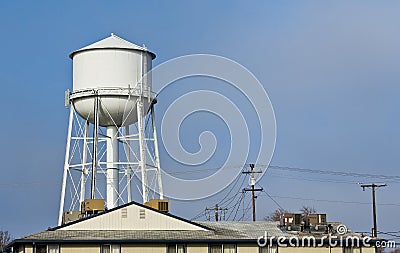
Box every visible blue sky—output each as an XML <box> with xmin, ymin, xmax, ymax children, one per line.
<box><xmin>0</xmin><ymin>1</ymin><xmax>399</xmax><ymax>240</ymax></box>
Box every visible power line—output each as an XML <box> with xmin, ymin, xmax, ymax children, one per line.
<box><xmin>258</xmin><ymin>194</ymin><xmax>400</xmax><ymax>206</ymax></box>
<box><xmin>260</xmin><ymin>189</ymin><xmax>285</xmax><ymax>210</ymax></box>
<box><xmin>205</xmin><ymin>204</ymin><xmax>228</xmax><ymax>222</ymax></box>
<box><xmin>191</xmin><ymin>169</ymin><xmax>248</xmax><ymax>221</ymax></box>
<box><xmin>266</xmin><ymin>173</ymin><xmax>378</xmax><ymax>185</ymax></box>
<box><xmin>218</xmin><ymin>166</ymin><xmax>247</xmax><ymax>206</ymax></box>
<box><xmin>239</xmin><ymin>196</ymin><xmax>252</xmax><ymax>221</ymax></box>
<box><xmin>230</xmin><ymin>192</ymin><xmax>245</xmax><ymax>221</ymax></box>
<box><xmin>226</xmin><ymin>190</ymin><xmax>248</xmax><ymax>221</ymax></box>
<box><xmin>269</xmin><ymin>165</ymin><xmax>400</xmax><ymax>181</ymax></box>
<box><xmin>379</xmin><ymin>231</ymin><xmax>400</xmax><ymax>234</ymax></box>
<box><xmin>0</xmin><ymin>181</ymin><xmax>58</xmax><ymax>188</ymax></box>
<box><xmin>167</xmin><ymin>165</ymin><xmax>245</xmax><ymax>175</ymax></box>
<box><xmin>3</xmin><ymin>164</ymin><xmax>399</xmax><ymax>189</ymax></box>
<box><xmin>190</xmin><ymin>209</ymin><xmax>206</xmax><ymax>221</ymax></box>
<box><xmin>377</xmin><ymin>231</ymin><xmax>400</xmax><ymax>239</ymax></box>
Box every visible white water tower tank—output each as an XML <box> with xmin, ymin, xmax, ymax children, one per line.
<box><xmin>69</xmin><ymin>33</ymin><xmax>156</xmax><ymax>126</ymax></box>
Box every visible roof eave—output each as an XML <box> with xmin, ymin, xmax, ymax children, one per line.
<box><xmin>68</xmin><ymin>47</ymin><xmax>156</xmax><ymax>59</ymax></box>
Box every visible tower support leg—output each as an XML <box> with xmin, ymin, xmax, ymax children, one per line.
<box><xmin>58</xmin><ymin>105</ymin><xmax>74</xmax><ymax>225</ymax></box>
<box><xmin>137</xmin><ymin>99</ymin><xmax>148</xmax><ymax>203</ymax></box>
<box><xmin>151</xmin><ymin>105</ymin><xmax>163</xmax><ymax>199</ymax></box>
<box><xmin>106</xmin><ymin>126</ymin><xmax>119</xmax><ymax>209</ymax></box>
<box><xmin>80</xmin><ymin>121</ymin><xmax>89</xmax><ymax>206</ymax></box>
<box><xmin>125</xmin><ymin>126</ymin><xmax>132</xmax><ymax>203</ymax></box>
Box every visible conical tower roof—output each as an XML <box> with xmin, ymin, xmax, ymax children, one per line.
<box><xmin>69</xmin><ymin>33</ymin><xmax>156</xmax><ymax>59</ymax></box>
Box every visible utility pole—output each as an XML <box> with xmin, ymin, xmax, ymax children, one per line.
<box><xmin>205</xmin><ymin>204</ymin><xmax>228</xmax><ymax>222</ymax></box>
<box><xmin>360</xmin><ymin>183</ymin><xmax>387</xmax><ymax>237</ymax></box>
<box><xmin>243</xmin><ymin>164</ymin><xmax>263</xmax><ymax>221</ymax></box>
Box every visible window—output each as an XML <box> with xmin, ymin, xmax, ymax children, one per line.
<box><xmin>259</xmin><ymin>245</ymin><xmax>278</xmax><ymax>253</ymax></box>
<box><xmin>101</xmin><ymin>244</ymin><xmax>120</xmax><ymax>253</ymax></box>
<box><xmin>35</xmin><ymin>245</ymin><xmax>59</xmax><ymax>253</ymax></box>
<box><xmin>48</xmin><ymin>245</ymin><xmax>59</xmax><ymax>253</ymax></box>
<box><xmin>343</xmin><ymin>247</ymin><xmax>361</xmax><ymax>253</ymax></box>
<box><xmin>167</xmin><ymin>244</ymin><xmax>186</xmax><ymax>253</ymax></box>
<box><xmin>13</xmin><ymin>245</ymin><xmax>25</xmax><ymax>253</ymax></box>
<box><xmin>223</xmin><ymin>244</ymin><xmax>236</xmax><ymax>253</ymax></box>
<box><xmin>209</xmin><ymin>245</ymin><xmax>222</xmax><ymax>253</ymax></box>
<box><xmin>209</xmin><ymin>244</ymin><xmax>236</xmax><ymax>253</ymax></box>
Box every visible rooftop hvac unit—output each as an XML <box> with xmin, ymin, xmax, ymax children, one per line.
<box><xmin>285</xmin><ymin>225</ymin><xmax>302</xmax><ymax>232</ymax></box>
<box><xmin>309</xmin><ymin>225</ymin><xmax>328</xmax><ymax>233</ymax></box>
<box><xmin>281</xmin><ymin>213</ymin><xmax>302</xmax><ymax>226</ymax></box>
<box><xmin>81</xmin><ymin>199</ymin><xmax>105</xmax><ymax>214</ymax></box>
<box><xmin>144</xmin><ymin>199</ymin><xmax>170</xmax><ymax>213</ymax></box>
<box><xmin>62</xmin><ymin>210</ymin><xmax>82</xmax><ymax>224</ymax></box>
<box><xmin>308</xmin><ymin>214</ymin><xmax>327</xmax><ymax>226</ymax></box>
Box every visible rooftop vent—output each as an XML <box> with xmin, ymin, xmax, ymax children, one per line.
<box><xmin>281</xmin><ymin>213</ymin><xmax>302</xmax><ymax>226</ymax></box>
<box><xmin>62</xmin><ymin>210</ymin><xmax>82</xmax><ymax>224</ymax></box>
<box><xmin>81</xmin><ymin>199</ymin><xmax>105</xmax><ymax>215</ymax></box>
<box><xmin>307</xmin><ymin>213</ymin><xmax>327</xmax><ymax>226</ymax></box>
<box><xmin>144</xmin><ymin>199</ymin><xmax>170</xmax><ymax>213</ymax></box>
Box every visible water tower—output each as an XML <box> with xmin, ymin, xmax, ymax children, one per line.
<box><xmin>58</xmin><ymin>34</ymin><xmax>164</xmax><ymax>225</ymax></box>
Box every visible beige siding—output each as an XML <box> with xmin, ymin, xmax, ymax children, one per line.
<box><xmin>187</xmin><ymin>244</ymin><xmax>208</xmax><ymax>253</ymax></box>
<box><xmin>278</xmin><ymin>247</ymin><xmax>374</xmax><ymax>253</ymax></box>
<box><xmin>329</xmin><ymin>248</ymin><xmax>343</xmax><ymax>253</ymax></box>
<box><xmin>279</xmin><ymin>247</ymin><xmax>338</xmax><ymax>253</ymax></box>
<box><xmin>361</xmin><ymin>248</ymin><xmax>375</xmax><ymax>253</ymax></box>
<box><xmin>237</xmin><ymin>244</ymin><xmax>258</xmax><ymax>253</ymax></box>
<box><xmin>121</xmin><ymin>244</ymin><xmax>165</xmax><ymax>253</ymax></box>
<box><xmin>22</xmin><ymin>243</ymin><xmax>378</xmax><ymax>253</ymax></box>
<box><xmin>60</xmin><ymin>204</ymin><xmax>207</xmax><ymax>231</ymax></box>
<box><xmin>60</xmin><ymin>244</ymin><xmax>100</xmax><ymax>253</ymax></box>
<box><xmin>24</xmin><ymin>245</ymin><xmax>33</xmax><ymax>253</ymax></box>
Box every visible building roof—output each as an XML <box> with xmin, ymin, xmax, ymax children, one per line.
<box><xmin>6</xmin><ymin>200</ymin><xmax>378</xmax><ymax>248</ymax></box>
<box><xmin>13</xmin><ymin>221</ymin><xmax>364</xmax><ymax>244</ymax></box>
<box><xmin>69</xmin><ymin>33</ymin><xmax>156</xmax><ymax>59</ymax></box>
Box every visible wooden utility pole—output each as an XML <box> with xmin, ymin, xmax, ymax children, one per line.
<box><xmin>243</xmin><ymin>164</ymin><xmax>263</xmax><ymax>221</ymax></box>
<box><xmin>205</xmin><ymin>204</ymin><xmax>228</xmax><ymax>222</ymax></box>
<box><xmin>360</xmin><ymin>183</ymin><xmax>387</xmax><ymax>237</ymax></box>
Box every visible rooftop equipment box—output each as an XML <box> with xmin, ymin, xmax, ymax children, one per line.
<box><xmin>281</xmin><ymin>213</ymin><xmax>301</xmax><ymax>226</ymax></box>
<box><xmin>62</xmin><ymin>210</ymin><xmax>81</xmax><ymax>224</ymax></box>
<box><xmin>81</xmin><ymin>199</ymin><xmax>105</xmax><ymax>214</ymax></box>
<box><xmin>144</xmin><ymin>199</ymin><xmax>170</xmax><ymax>213</ymax></box>
<box><xmin>308</xmin><ymin>213</ymin><xmax>327</xmax><ymax>225</ymax></box>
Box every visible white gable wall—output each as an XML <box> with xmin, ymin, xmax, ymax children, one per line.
<box><xmin>59</xmin><ymin>204</ymin><xmax>207</xmax><ymax>231</ymax></box>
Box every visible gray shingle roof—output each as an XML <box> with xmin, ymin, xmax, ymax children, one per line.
<box><xmin>18</xmin><ymin>221</ymin><xmax>361</xmax><ymax>243</ymax></box>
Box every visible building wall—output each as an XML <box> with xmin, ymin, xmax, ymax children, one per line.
<box><xmin>24</xmin><ymin>245</ymin><xmax>33</xmax><ymax>253</ymax></box>
<box><xmin>279</xmin><ymin>247</ymin><xmax>341</xmax><ymax>253</ymax></box>
<box><xmin>362</xmin><ymin>248</ymin><xmax>375</xmax><ymax>253</ymax></box>
<box><xmin>60</xmin><ymin>205</ymin><xmax>207</xmax><ymax>231</ymax></box>
<box><xmin>186</xmin><ymin>244</ymin><xmax>208</xmax><ymax>253</ymax></box>
<box><xmin>121</xmin><ymin>244</ymin><xmax>165</xmax><ymax>253</ymax></box>
<box><xmin>60</xmin><ymin>244</ymin><xmax>100</xmax><ymax>253</ymax></box>
<box><xmin>19</xmin><ymin>243</ymin><xmax>377</xmax><ymax>253</ymax></box>
<box><xmin>237</xmin><ymin>244</ymin><xmax>258</xmax><ymax>253</ymax></box>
